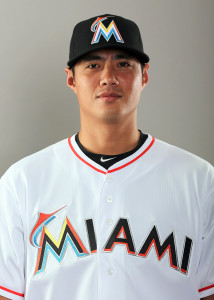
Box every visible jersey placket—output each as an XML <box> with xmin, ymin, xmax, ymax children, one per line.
<box><xmin>97</xmin><ymin>171</ymin><xmax>123</xmax><ymax>299</ymax></box>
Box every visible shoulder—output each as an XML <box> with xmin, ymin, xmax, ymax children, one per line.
<box><xmin>1</xmin><ymin>137</ymin><xmax>71</xmax><ymax>183</ymax></box>
<box><xmin>150</xmin><ymin>136</ymin><xmax>214</xmax><ymax>192</ymax></box>
<box><xmin>153</xmin><ymin>136</ymin><xmax>213</xmax><ymax>171</ymax></box>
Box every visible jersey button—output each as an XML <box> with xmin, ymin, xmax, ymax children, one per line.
<box><xmin>106</xmin><ymin>175</ymin><xmax>112</xmax><ymax>182</ymax></box>
<box><xmin>108</xmin><ymin>268</ymin><xmax>114</xmax><ymax>275</ymax></box>
<box><xmin>106</xmin><ymin>218</ymin><xmax>113</xmax><ymax>225</ymax></box>
<box><xmin>107</xmin><ymin>196</ymin><xmax>113</xmax><ymax>203</ymax></box>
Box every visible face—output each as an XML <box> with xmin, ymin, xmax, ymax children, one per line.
<box><xmin>65</xmin><ymin>48</ymin><xmax>149</xmax><ymax>125</ymax></box>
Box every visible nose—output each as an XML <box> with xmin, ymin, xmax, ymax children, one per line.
<box><xmin>100</xmin><ymin>64</ymin><xmax>119</xmax><ymax>87</ymax></box>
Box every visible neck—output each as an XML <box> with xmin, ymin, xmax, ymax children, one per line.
<box><xmin>78</xmin><ymin>121</ymin><xmax>140</xmax><ymax>155</ymax></box>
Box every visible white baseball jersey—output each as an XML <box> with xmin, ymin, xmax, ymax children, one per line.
<box><xmin>0</xmin><ymin>133</ymin><xmax>214</xmax><ymax>300</ymax></box>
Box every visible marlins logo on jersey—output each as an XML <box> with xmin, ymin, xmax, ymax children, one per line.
<box><xmin>91</xmin><ymin>16</ymin><xmax>124</xmax><ymax>44</ymax></box>
<box><xmin>30</xmin><ymin>206</ymin><xmax>90</xmax><ymax>275</ymax></box>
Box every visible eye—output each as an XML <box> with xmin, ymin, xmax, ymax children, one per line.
<box><xmin>119</xmin><ymin>61</ymin><xmax>131</xmax><ymax>67</ymax></box>
<box><xmin>87</xmin><ymin>63</ymin><xmax>99</xmax><ymax>69</ymax></box>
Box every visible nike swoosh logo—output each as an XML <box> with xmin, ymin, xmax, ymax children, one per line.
<box><xmin>100</xmin><ymin>156</ymin><xmax>117</xmax><ymax>162</ymax></box>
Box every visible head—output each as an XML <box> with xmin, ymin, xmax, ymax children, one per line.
<box><xmin>65</xmin><ymin>14</ymin><xmax>150</xmax><ymax>126</ymax></box>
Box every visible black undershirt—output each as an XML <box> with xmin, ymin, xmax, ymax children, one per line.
<box><xmin>75</xmin><ymin>130</ymin><xmax>148</xmax><ymax>170</ymax></box>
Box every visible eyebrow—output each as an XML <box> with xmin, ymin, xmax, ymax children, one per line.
<box><xmin>81</xmin><ymin>53</ymin><xmax>133</xmax><ymax>62</ymax></box>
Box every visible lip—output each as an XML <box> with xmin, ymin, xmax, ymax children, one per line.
<box><xmin>97</xmin><ymin>92</ymin><xmax>122</xmax><ymax>102</ymax></box>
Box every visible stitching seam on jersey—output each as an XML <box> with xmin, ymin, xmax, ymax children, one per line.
<box><xmin>0</xmin><ymin>180</ymin><xmax>26</xmax><ymax>262</ymax></box>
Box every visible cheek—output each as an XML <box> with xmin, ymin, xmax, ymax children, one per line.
<box><xmin>75</xmin><ymin>77</ymin><xmax>98</xmax><ymax>105</ymax></box>
<box><xmin>121</xmin><ymin>75</ymin><xmax>142</xmax><ymax>98</ymax></box>
<box><xmin>75</xmin><ymin>79</ymin><xmax>89</xmax><ymax>96</ymax></box>
<box><xmin>76</xmin><ymin>76</ymin><xmax>97</xmax><ymax>92</ymax></box>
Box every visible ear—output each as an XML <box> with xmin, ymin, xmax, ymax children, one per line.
<box><xmin>64</xmin><ymin>67</ymin><xmax>76</xmax><ymax>93</ymax></box>
<box><xmin>142</xmin><ymin>64</ymin><xmax>149</xmax><ymax>88</ymax></box>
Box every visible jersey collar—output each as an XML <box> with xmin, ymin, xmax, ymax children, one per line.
<box><xmin>68</xmin><ymin>134</ymin><xmax>155</xmax><ymax>175</ymax></box>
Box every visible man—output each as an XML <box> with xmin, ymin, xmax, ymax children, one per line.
<box><xmin>0</xmin><ymin>14</ymin><xmax>213</xmax><ymax>300</ymax></box>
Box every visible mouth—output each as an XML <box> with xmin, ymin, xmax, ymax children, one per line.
<box><xmin>97</xmin><ymin>92</ymin><xmax>122</xmax><ymax>103</ymax></box>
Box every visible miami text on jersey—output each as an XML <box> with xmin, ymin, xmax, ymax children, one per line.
<box><xmin>30</xmin><ymin>208</ymin><xmax>193</xmax><ymax>276</ymax></box>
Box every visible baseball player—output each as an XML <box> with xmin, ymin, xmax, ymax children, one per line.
<box><xmin>0</xmin><ymin>14</ymin><xmax>213</xmax><ymax>300</ymax></box>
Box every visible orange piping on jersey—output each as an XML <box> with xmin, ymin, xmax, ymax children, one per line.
<box><xmin>198</xmin><ymin>284</ymin><xmax>214</xmax><ymax>293</ymax></box>
<box><xmin>91</xmin><ymin>250</ymin><xmax>97</xmax><ymax>254</ymax></box>
<box><xmin>0</xmin><ymin>286</ymin><xmax>24</xmax><ymax>297</ymax></box>
<box><xmin>68</xmin><ymin>136</ymin><xmax>155</xmax><ymax>174</ymax></box>
<box><xmin>68</xmin><ymin>137</ymin><xmax>107</xmax><ymax>174</ymax></box>
<box><xmin>108</xmin><ymin>136</ymin><xmax>155</xmax><ymax>173</ymax></box>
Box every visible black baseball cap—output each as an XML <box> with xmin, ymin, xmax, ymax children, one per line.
<box><xmin>67</xmin><ymin>14</ymin><xmax>150</xmax><ymax>68</ymax></box>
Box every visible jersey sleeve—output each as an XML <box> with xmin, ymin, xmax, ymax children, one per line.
<box><xmin>198</xmin><ymin>165</ymin><xmax>214</xmax><ymax>298</ymax></box>
<box><xmin>0</xmin><ymin>176</ymin><xmax>25</xmax><ymax>299</ymax></box>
